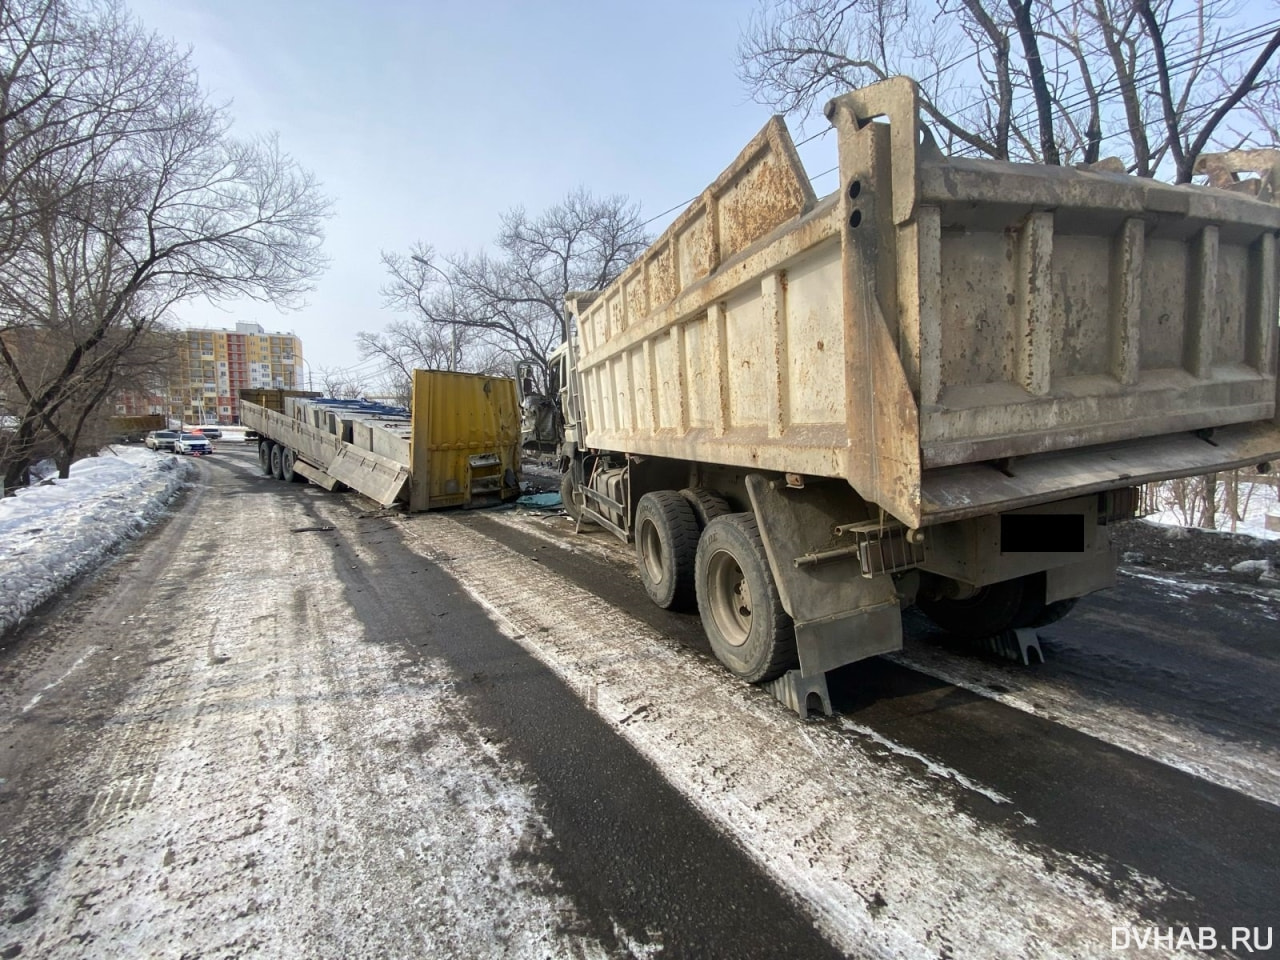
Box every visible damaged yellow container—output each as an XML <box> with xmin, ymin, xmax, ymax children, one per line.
<box><xmin>408</xmin><ymin>369</ymin><xmax>523</xmax><ymax>511</ymax></box>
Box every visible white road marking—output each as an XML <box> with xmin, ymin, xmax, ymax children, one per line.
<box><xmin>21</xmin><ymin>646</ymin><xmax>99</xmax><ymax>714</ymax></box>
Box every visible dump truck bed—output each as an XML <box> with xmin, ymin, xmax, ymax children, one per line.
<box><xmin>569</xmin><ymin>78</ymin><xmax>1280</xmax><ymax>529</ymax></box>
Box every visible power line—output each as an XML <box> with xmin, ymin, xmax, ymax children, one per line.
<box><xmin>945</xmin><ymin>19</ymin><xmax>1280</xmax><ymax>158</ymax></box>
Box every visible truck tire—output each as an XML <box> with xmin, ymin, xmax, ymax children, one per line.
<box><xmin>917</xmin><ymin>577</ymin><xmax>1026</xmax><ymax>639</ymax></box>
<box><xmin>258</xmin><ymin>440</ymin><xmax>273</xmax><ymax>475</ymax></box>
<box><xmin>635</xmin><ymin>491</ymin><xmax>700</xmax><ymax>610</ymax></box>
<box><xmin>560</xmin><ymin>472</ymin><xmax>594</xmax><ymax>527</ymax></box>
<box><xmin>270</xmin><ymin>444</ymin><xmax>285</xmax><ymax>481</ymax></box>
<box><xmin>680</xmin><ymin>487</ymin><xmax>731</xmax><ymax>529</ymax></box>
<box><xmin>695</xmin><ymin>513</ymin><xmax>797</xmax><ymax>683</ymax></box>
<box><xmin>1028</xmin><ymin>597</ymin><xmax>1078</xmax><ymax>627</ymax></box>
<box><xmin>1011</xmin><ymin>573</ymin><xmax>1079</xmax><ymax>628</ymax></box>
<box><xmin>281</xmin><ymin>447</ymin><xmax>297</xmax><ymax>483</ymax></box>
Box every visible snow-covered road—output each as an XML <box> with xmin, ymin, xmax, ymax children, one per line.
<box><xmin>0</xmin><ymin>444</ymin><xmax>1277</xmax><ymax>958</ymax></box>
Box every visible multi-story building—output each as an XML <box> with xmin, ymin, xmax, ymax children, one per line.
<box><xmin>171</xmin><ymin>322</ymin><xmax>305</xmax><ymax>424</ymax></box>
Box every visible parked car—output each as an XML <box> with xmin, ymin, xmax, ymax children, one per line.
<box><xmin>174</xmin><ymin>433</ymin><xmax>212</xmax><ymax>456</ymax></box>
<box><xmin>196</xmin><ymin>426</ymin><xmax>222</xmax><ymax>441</ymax></box>
<box><xmin>145</xmin><ymin>430</ymin><xmax>178</xmax><ymax>452</ymax></box>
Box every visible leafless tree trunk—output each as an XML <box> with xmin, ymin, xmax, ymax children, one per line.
<box><xmin>738</xmin><ymin>0</ymin><xmax>1280</xmax><ymax>174</ymax></box>
<box><xmin>1008</xmin><ymin>0</ymin><xmax>1061</xmax><ymax>164</ymax></box>
<box><xmin>0</xmin><ymin>0</ymin><xmax>329</xmax><ymax>489</ymax></box>
<box><xmin>1200</xmin><ymin>474</ymin><xmax>1218</xmax><ymax>529</ymax></box>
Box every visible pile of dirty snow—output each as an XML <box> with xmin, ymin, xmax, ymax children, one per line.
<box><xmin>1113</xmin><ymin>518</ymin><xmax>1280</xmax><ymax>585</ymax></box>
<box><xmin>0</xmin><ymin>447</ymin><xmax>194</xmax><ymax>636</ymax></box>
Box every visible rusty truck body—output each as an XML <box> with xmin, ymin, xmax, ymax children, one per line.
<box><xmin>553</xmin><ymin>77</ymin><xmax>1280</xmax><ymax>716</ymax></box>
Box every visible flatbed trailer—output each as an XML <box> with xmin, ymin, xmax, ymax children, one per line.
<box><xmin>241</xmin><ymin>370</ymin><xmax>522</xmax><ymax>511</ymax></box>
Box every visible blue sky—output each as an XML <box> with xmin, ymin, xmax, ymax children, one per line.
<box><xmin>125</xmin><ymin>0</ymin><xmax>840</xmax><ymax>379</ymax></box>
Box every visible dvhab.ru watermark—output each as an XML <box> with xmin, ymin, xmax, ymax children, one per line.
<box><xmin>1112</xmin><ymin>927</ymin><xmax>1273</xmax><ymax>952</ymax></box>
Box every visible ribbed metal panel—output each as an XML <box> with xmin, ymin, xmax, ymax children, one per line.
<box><xmin>409</xmin><ymin>371</ymin><xmax>522</xmax><ymax>511</ymax></box>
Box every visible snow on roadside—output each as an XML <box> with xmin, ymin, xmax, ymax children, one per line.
<box><xmin>1143</xmin><ymin>479</ymin><xmax>1280</xmax><ymax>541</ymax></box>
<box><xmin>0</xmin><ymin>447</ymin><xmax>194</xmax><ymax>635</ymax></box>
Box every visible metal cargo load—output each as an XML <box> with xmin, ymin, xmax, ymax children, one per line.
<box><xmin>569</xmin><ymin>77</ymin><xmax>1280</xmax><ymax>531</ymax></box>
<box><xmin>240</xmin><ymin>370</ymin><xmax>522</xmax><ymax>511</ymax></box>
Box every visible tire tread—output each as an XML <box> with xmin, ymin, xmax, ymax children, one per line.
<box><xmin>695</xmin><ymin>512</ymin><xmax>796</xmax><ymax>683</ymax></box>
<box><xmin>635</xmin><ymin>490</ymin><xmax>700</xmax><ymax>609</ymax></box>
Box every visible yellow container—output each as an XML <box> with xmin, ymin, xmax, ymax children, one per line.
<box><xmin>409</xmin><ymin>370</ymin><xmax>522</xmax><ymax>511</ymax></box>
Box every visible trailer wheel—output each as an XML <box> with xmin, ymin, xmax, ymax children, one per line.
<box><xmin>270</xmin><ymin>443</ymin><xmax>284</xmax><ymax>481</ymax></box>
<box><xmin>559</xmin><ymin>472</ymin><xmax>594</xmax><ymax>526</ymax></box>
<box><xmin>695</xmin><ymin>513</ymin><xmax>797</xmax><ymax>683</ymax></box>
<box><xmin>917</xmin><ymin>577</ymin><xmax>1026</xmax><ymax>639</ymax></box>
<box><xmin>280</xmin><ymin>447</ymin><xmax>297</xmax><ymax>483</ymax></box>
<box><xmin>680</xmin><ymin>487</ymin><xmax>731</xmax><ymax>530</ymax></box>
<box><xmin>635</xmin><ymin>491</ymin><xmax>700</xmax><ymax>610</ymax></box>
<box><xmin>258</xmin><ymin>440</ymin><xmax>273</xmax><ymax>475</ymax></box>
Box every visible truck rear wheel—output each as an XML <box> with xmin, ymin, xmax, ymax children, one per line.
<box><xmin>281</xmin><ymin>447</ymin><xmax>297</xmax><ymax>483</ymax></box>
<box><xmin>680</xmin><ymin>487</ymin><xmax>731</xmax><ymax>529</ymax></box>
<box><xmin>695</xmin><ymin>513</ymin><xmax>797</xmax><ymax>683</ymax></box>
<box><xmin>258</xmin><ymin>440</ymin><xmax>272</xmax><ymax>475</ymax></box>
<box><xmin>1011</xmin><ymin>573</ymin><xmax>1079</xmax><ymax>628</ymax></box>
<box><xmin>635</xmin><ymin>491</ymin><xmax>699</xmax><ymax>610</ymax></box>
<box><xmin>917</xmin><ymin>577</ymin><xmax>1026</xmax><ymax>639</ymax></box>
<box><xmin>270</xmin><ymin>444</ymin><xmax>284</xmax><ymax>480</ymax></box>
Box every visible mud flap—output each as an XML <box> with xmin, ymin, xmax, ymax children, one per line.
<box><xmin>1045</xmin><ymin>551</ymin><xmax>1116</xmax><ymax>604</ymax></box>
<box><xmin>746</xmin><ymin>474</ymin><xmax>904</xmax><ymax>698</ymax></box>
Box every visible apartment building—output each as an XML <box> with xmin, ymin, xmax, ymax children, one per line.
<box><xmin>171</xmin><ymin>322</ymin><xmax>305</xmax><ymax>424</ymax></box>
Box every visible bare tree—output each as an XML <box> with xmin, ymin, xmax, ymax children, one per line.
<box><xmin>738</xmin><ymin>0</ymin><xmax>1280</xmax><ymax>173</ymax></box>
<box><xmin>378</xmin><ymin>189</ymin><xmax>648</xmax><ymax>390</ymax></box>
<box><xmin>0</xmin><ymin>0</ymin><xmax>330</xmax><ymax>488</ymax></box>
<box><xmin>358</xmin><ymin>283</ymin><xmax>485</xmax><ymax>378</ymax></box>
<box><xmin>1137</xmin><ymin>0</ymin><xmax>1280</xmax><ymax>181</ymax></box>
<box><xmin>314</xmin><ymin>364</ymin><xmax>372</xmax><ymax>401</ymax></box>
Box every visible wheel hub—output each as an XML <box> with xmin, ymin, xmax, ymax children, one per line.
<box><xmin>708</xmin><ymin>550</ymin><xmax>752</xmax><ymax>647</ymax></box>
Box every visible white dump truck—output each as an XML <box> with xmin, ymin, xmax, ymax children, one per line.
<box><xmin>552</xmin><ymin>77</ymin><xmax>1280</xmax><ymax>716</ymax></box>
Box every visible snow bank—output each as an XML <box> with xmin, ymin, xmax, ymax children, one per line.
<box><xmin>0</xmin><ymin>447</ymin><xmax>194</xmax><ymax>635</ymax></box>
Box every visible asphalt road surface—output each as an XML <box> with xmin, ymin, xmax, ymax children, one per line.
<box><xmin>0</xmin><ymin>443</ymin><xmax>1276</xmax><ymax>959</ymax></box>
